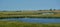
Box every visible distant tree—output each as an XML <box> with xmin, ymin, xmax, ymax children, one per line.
<box><xmin>54</xmin><ymin>9</ymin><xmax>56</xmax><ymax>11</ymax></box>
<box><xmin>38</xmin><ymin>10</ymin><xmax>42</xmax><ymax>11</ymax></box>
<box><xmin>50</xmin><ymin>8</ymin><xmax>52</xmax><ymax>11</ymax></box>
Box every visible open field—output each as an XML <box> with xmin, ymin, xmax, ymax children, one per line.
<box><xmin>0</xmin><ymin>10</ymin><xmax>60</xmax><ymax>18</ymax></box>
<box><xmin>0</xmin><ymin>21</ymin><xmax>60</xmax><ymax>27</ymax></box>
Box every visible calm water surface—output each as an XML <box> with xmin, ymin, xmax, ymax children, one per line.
<box><xmin>0</xmin><ymin>18</ymin><xmax>60</xmax><ymax>23</ymax></box>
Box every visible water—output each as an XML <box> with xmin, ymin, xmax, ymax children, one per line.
<box><xmin>0</xmin><ymin>18</ymin><xmax>60</xmax><ymax>23</ymax></box>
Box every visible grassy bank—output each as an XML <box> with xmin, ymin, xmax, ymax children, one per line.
<box><xmin>0</xmin><ymin>11</ymin><xmax>60</xmax><ymax>18</ymax></box>
<box><xmin>0</xmin><ymin>21</ymin><xmax>60</xmax><ymax>27</ymax></box>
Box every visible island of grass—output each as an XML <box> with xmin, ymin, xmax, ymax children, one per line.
<box><xmin>0</xmin><ymin>10</ymin><xmax>60</xmax><ymax>18</ymax></box>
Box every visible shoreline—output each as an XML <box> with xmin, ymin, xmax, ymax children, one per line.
<box><xmin>0</xmin><ymin>16</ymin><xmax>60</xmax><ymax>19</ymax></box>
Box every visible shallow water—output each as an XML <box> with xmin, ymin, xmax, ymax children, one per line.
<box><xmin>0</xmin><ymin>18</ymin><xmax>60</xmax><ymax>23</ymax></box>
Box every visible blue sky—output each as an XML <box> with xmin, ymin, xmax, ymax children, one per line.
<box><xmin>0</xmin><ymin>0</ymin><xmax>60</xmax><ymax>10</ymax></box>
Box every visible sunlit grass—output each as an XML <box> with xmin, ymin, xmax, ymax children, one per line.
<box><xmin>0</xmin><ymin>12</ymin><xmax>60</xmax><ymax>18</ymax></box>
<box><xmin>0</xmin><ymin>21</ymin><xmax>60</xmax><ymax>27</ymax></box>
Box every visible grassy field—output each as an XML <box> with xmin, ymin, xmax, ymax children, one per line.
<box><xmin>0</xmin><ymin>21</ymin><xmax>60</xmax><ymax>27</ymax></box>
<box><xmin>0</xmin><ymin>11</ymin><xmax>60</xmax><ymax>27</ymax></box>
<box><xmin>0</xmin><ymin>11</ymin><xmax>60</xmax><ymax>18</ymax></box>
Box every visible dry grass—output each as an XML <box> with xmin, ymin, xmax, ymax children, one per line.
<box><xmin>0</xmin><ymin>11</ymin><xmax>60</xmax><ymax>18</ymax></box>
<box><xmin>0</xmin><ymin>21</ymin><xmax>60</xmax><ymax>27</ymax></box>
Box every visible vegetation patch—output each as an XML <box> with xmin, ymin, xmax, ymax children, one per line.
<box><xmin>0</xmin><ymin>21</ymin><xmax>60</xmax><ymax>27</ymax></box>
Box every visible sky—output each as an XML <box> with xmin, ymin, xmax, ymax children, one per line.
<box><xmin>0</xmin><ymin>0</ymin><xmax>60</xmax><ymax>10</ymax></box>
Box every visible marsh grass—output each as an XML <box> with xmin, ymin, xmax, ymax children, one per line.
<box><xmin>0</xmin><ymin>21</ymin><xmax>60</xmax><ymax>27</ymax></box>
<box><xmin>0</xmin><ymin>12</ymin><xmax>60</xmax><ymax>18</ymax></box>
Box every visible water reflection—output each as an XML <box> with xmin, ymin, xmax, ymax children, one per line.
<box><xmin>0</xmin><ymin>18</ymin><xmax>60</xmax><ymax>23</ymax></box>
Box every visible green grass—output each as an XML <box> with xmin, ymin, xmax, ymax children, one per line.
<box><xmin>0</xmin><ymin>11</ymin><xmax>60</xmax><ymax>18</ymax></box>
<box><xmin>0</xmin><ymin>21</ymin><xmax>60</xmax><ymax>27</ymax></box>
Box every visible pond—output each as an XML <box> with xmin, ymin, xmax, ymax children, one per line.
<box><xmin>0</xmin><ymin>18</ymin><xmax>60</xmax><ymax>23</ymax></box>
